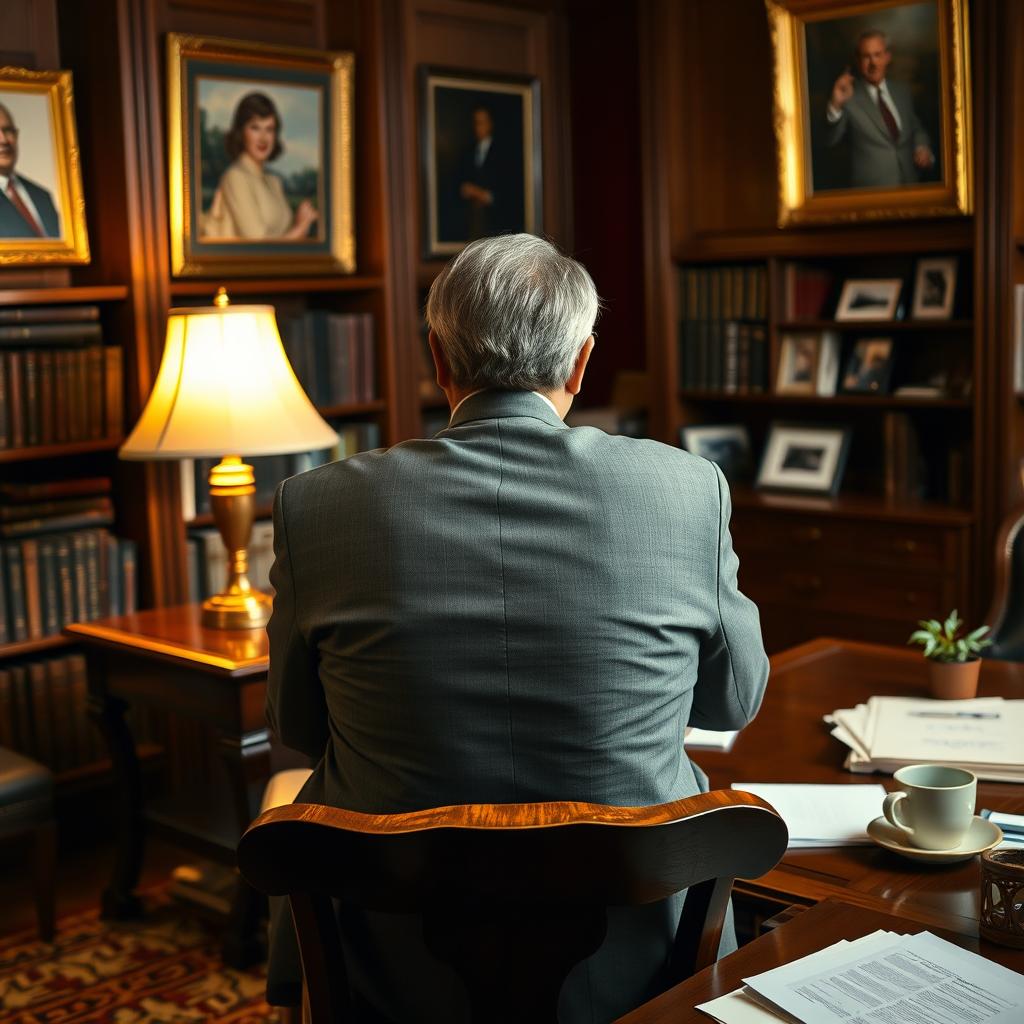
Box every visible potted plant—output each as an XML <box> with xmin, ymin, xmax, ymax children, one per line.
<box><xmin>908</xmin><ymin>610</ymin><xmax>992</xmax><ymax>699</ymax></box>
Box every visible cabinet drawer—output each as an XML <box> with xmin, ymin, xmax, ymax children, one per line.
<box><xmin>731</xmin><ymin>512</ymin><xmax>964</xmax><ymax>573</ymax></box>
<box><xmin>740</xmin><ymin>558</ymin><xmax>952</xmax><ymax>624</ymax></box>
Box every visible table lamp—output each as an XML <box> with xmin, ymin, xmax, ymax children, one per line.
<box><xmin>120</xmin><ymin>289</ymin><xmax>337</xmax><ymax>630</ymax></box>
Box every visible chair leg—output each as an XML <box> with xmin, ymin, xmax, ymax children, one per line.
<box><xmin>32</xmin><ymin>820</ymin><xmax>57</xmax><ymax>942</ymax></box>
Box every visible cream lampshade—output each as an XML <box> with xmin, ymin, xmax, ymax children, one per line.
<box><xmin>120</xmin><ymin>289</ymin><xmax>337</xmax><ymax>629</ymax></box>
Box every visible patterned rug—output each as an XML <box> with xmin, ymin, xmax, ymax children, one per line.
<box><xmin>0</xmin><ymin>889</ymin><xmax>280</xmax><ymax>1022</ymax></box>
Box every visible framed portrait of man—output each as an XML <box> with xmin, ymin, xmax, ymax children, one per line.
<box><xmin>167</xmin><ymin>34</ymin><xmax>354</xmax><ymax>277</ymax></box>
<box><xmin>766</xmin><ymin>0</ymin><xmax>971</xmax><ymax>226</ymax></box>
<box><xmin>419</xmin><ymin>66</ymin><xmax>541</xmax><ymax>259</ymax></box>
<box><xmin>0</xmin><ymin>68</ymin><xmax>89</xmax><ymax>265</ymax></box>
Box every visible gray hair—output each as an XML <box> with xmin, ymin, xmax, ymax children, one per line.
<box><xmin>857</xmin><ymin>29</ymin><xmax>889</xmax><ymax>51</ymax></box>
<box><xmin>425</xmin><ymin>234</ymin><xmax>600</xmax><ymax>391</ymax></box>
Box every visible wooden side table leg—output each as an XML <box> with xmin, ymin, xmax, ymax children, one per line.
<box><xmin>218</xmin><ymin>728</ymin><xmax>272</xmax><ymax>968</ymax></box>
<box><xmin>89</xmin><ymin>692</ymin><xmax>145</xmax><ymax>919</ymax></box>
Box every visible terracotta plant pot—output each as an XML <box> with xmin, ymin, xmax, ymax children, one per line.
<box><xmin>927</xmin><ymin>657</ymin><xmax>982</xmax><ymax>700</ymax></box>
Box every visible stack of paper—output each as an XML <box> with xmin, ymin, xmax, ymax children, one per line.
<box><xmin>698</xmin><ymin>928</ymin><xmax>1024</xmax><ymax>1023</ymax></box>
<box><xmin>826</xmin><ymin>695</ymin><xmax>1024</xmax><ymax>783</ymax></box>
<box><xmin>686</xmin><ymin>728</ymin><xmax>739</xmax><ymax>752</ymax></box>
<box><xmin>730</xmin><ymin>783</ymin><xmax>886</xmax><ymax>848</ymax></box>
<box><xmin>983</xmin><ymin>809</ymin><xmax>1024</xmax><ymax>849</ymax></box>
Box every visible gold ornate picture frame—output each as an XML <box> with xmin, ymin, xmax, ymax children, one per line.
<box><xmin>767</xmin><ymin>0</ymin><xmax>971</xmax><ymax>226</ymax></box>
<box><xmin>0</xmin><ymin>67</ymin><xmax>89</xmax><ymax>265</ymax></box>
<box><xmin>167</xmin><ymin>33</ymin><xmax>354</xmax><ymax>278</ymax></box>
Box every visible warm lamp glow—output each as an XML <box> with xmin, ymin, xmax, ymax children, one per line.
<box><xmin>119</xmin><ymin>300</ymin><xmax>337</xmax><ymax>460</ymax></box>
<box><xmin>120</xmin><ymin>292</ymin><xmax>338</xmax><ymax>630</ymax></box>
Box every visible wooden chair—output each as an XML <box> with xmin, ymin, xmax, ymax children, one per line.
<box><xmin>237</xmin><ymin>790</ymin><xmax>788</xmax><ymax>1023</ymax></box>
<box><xmin>986</xmin><ymin>505</ymin><xmax>1024</xmax><ymax>661</ymax></box>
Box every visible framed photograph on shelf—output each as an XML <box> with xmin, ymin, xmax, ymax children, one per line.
<box><xmin>167</xmin><ymin>33</ymin><xmax>354</xmax><ymax>278</ymax></box>
<box><xmin>680</xmin><ymin>424</ymin><xmax>752</xmax><ymax>482</ymax></box>
<box><xmin>835</xmin><ymin>278</ymin><xmax>903</xmax><ymax>321</ymax></box>
<box><xmin>757</xmin><ymin>423</ymin><xmax>851</xmax><ymax>496</ymax></box>
<box><xmin>776</xmin><ymin>331</ymin><xmax>841</xmax><ymax>395</ymax></box>
<box><xmin>0</xmin><ymin>67</ymin><xmax>89</xmax><ymax>264</ymax></box>
<box><xmin>766</xmin><ymin>0</ymin><xmax>972</xmax><ymax>226</ymax></box>
<box><xmin>911</xmin><ymin>256</ymin><xmax>957</xmax><ymax>319</ymax></box>
<box><xmin>841</xmin><ymin>337</ymin><xmax>895</xmax><ymax>394</ymax></box>
<box><xmin>419</xmin><ymin>66</ymin><xmax>541</xmax><ymax>259</ymax></box>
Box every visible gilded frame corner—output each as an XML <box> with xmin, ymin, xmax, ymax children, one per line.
<box><xmin>767</xmin><ymin>0</ymin><xmax>972</xmax><ymax>228</ymax></box>
<box><xmin>166</xmin><ymin>32</ymin><xmax>355</xmax><ymax>279</ymax></box>
<box><xmin>0</xmin><ymin>67</ymin><xmax>90</xmax><ymax>265</ymax></box>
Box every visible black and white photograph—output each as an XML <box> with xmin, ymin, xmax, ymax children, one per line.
<box><xmin>776</xmin><ymin>332</ymin><xmax>841</xmax><ymax>396</ymax></box>
<box><xmin>680</xmin><ymin>424</ymin><xmax>752</xmax><ymax>482</ymax></box>
<box><xmin>757</xmin><ymin>423</ymin><xmax>851</xmax><ymax>495</ymax></box>
<box><xmin>911</xmin><ymin>256</ymin><xmax>957</xmax><ymax>319</ymax></box>
<box><xmin>835</xmin><ymin>278</ymin><xmax>903</xmax><ymax>321</ymax></box>
<box><xmin>841</xmin><ymin>337</ymin><xmax>895</xmax><ymax>394</ymax></box>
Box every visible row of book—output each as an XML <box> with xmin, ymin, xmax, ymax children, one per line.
<box><xmin>0</xmin><ymin>477</ymin><xmax>136</xmax><ymax>645</ymax></box>
<box><xmin>180</xmin><ymin>421</ymin><xmax>382</xmax><ymax>521</ymax></box>
<box><xmin>280</xmin><ymin>310</ymin><xmax>377</xmax><ymax>408</ymax></box>
<box><xmin>678</xmin><ymin>320</ymin><xmax>769</xmax><ymax>392</ymax></box>
<box><xmin>0</xmin><ymin>652</ymin><xmax>104</xmax><ymax>773</ymax></box>
<box><xmin>0</xmin><ymin>305</ymin><xmax>124</xmax><ymax>449</ymax></box>
<box><xmin>678</xmin><ymin>264</ymin><xmax>768</xmax><ymax>323</ymax></box>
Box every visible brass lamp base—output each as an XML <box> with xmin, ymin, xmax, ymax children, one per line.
<box><xmin>201</xmin><ymin>454</ymin><xmax>272</xmax><ymax>631</ymax></box>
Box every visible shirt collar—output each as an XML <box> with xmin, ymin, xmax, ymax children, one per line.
<box><xmin>446</xmin><ymin>389</ymin><xmax>568</xmax><ymax>431</ymax></box>
<box><xmin>450</xmin><ymin>389</ymin><xmax>559</xmax><ymax>421</ymax></box>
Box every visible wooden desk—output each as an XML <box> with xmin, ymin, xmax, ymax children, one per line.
<box><xmin>699</xmin><ymin>638</ymin><xmax>1024</xmax><ymax>930</ymax></box>
<box><xmin>66</xmin><ymin>604</ymin><xmax>271</xmax><ymax>967</ymax></box>
<box><xmin>614</xmin><ymin>897</ymin><xmax>1024</xmax><ymax>1023</ymax></box>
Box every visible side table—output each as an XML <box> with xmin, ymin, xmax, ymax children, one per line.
<box><xmin>66</xmin><ymin>603</ymin><xmax>272</xmax><ymax>967</ymax></box>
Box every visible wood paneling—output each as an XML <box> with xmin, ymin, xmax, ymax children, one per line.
<box><xmin>0</xmin><ymin>0</ymin><xmax>59</xmax><ymax>68</ymax></box>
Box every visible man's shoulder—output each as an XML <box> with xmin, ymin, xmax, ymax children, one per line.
<box><xmin>18</xmin><ymin>175</ymin><xmax>54</xmax><ymax>202</ymax></box>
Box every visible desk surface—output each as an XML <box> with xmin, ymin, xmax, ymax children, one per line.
<box><xmin>66</xmin><ymin>603</ymin><xmax>269</xmax><ymax>677</ymax></box>
<box><xmin>614</xmin><ymin>897</ymin><xmax>1023</xmax><ymax>1023</ymax></box>
<box><xmin>697</xmin><ymin>638</ymin><xmax>1024</xmax><ymax>929</ymax></box>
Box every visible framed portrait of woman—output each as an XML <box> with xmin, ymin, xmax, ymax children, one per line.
<box><xmin>766</xmin><ymin>0</ymin><xmax>971</xmax><ymax>226</ymax></box>
<box><xmin>167</xmin><ymin>34</ymin><xmax>354</xmax><ymax>277</ymax></box>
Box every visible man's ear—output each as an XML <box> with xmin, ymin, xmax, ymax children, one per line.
<box><xmin>565</xmin><ymin>336</ymin><xmax>595</xmax><ymax>396</ymax></box>
<box><xmin>427</xmin><ymin>330</ymin><xmax>452</xmax><ymax>390</ymax></box>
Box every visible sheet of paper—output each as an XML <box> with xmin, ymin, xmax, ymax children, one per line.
<box><xmin>745</xmin><ymin>929</ymin><xmax>1024</xmax><ymax>1024</ymax></box>
<box><xmin>696</xmin><ymin>988</ymin><xmax>792</xmax><ymax>1023</ymax></box>
<box><xmin>982</xmin><ymin>809</ymin><xmax>1024</xmax><ymax>847</ymax></box>
<box><xmin>731</xmin><ymin>784</ymin><xmax>886</xmax><ymax>847</ymax></box>
<box><xmin>869</xmin><ymin>697</ymin><xmax>1020</xmax><ymax>767</ymax></box>
<box><xmin>686</xmin><ymin>728</ymin><xmax>739</xmax><ymax>751</ymax></box>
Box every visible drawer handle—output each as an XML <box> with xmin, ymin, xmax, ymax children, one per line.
<box><xmin>793</xmin><ymin>527</ymin><xmax>823</xmax><ymax>542</ymax></box>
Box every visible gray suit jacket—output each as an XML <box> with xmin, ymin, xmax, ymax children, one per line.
<box><xmin>823</xmin><ymin>78</ymin><xmax>931</xmax><ymax>188</ymax></box>
<box><xmin>265</xmin><ymin>389</ymin><xmax>769</xmax><ymax>1021</ymax></box>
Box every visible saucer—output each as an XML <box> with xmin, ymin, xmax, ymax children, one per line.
<box><xmin>867</xmin><ymin>816</ymin><xmax>1003</xmax><ymax>864</ymax></box>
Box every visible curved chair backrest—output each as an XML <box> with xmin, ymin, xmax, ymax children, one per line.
<box><xmin>986</xmin><ymin>506</ymin><xmax>1024</xmax><ymax>661</ymax></box>
<box><xmin>237</xmin><ymin>789</ymin><xmax>788</xmax><ymax>1024</ymax></box>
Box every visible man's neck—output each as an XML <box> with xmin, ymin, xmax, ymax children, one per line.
<box><xmin>448</xmin><ymin>387</ymin><xmax>567</xmax><ymax>421</ymax></box>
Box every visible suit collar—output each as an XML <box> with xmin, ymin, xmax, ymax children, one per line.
<box><xmin>447</xmin><ymin>389</ymin><xmax>568</xmax><ymax>430</ymax></box>
<box><xmin>855</xmin><ymin>78</ymin><xmax>904</xmax><ymax>140</ymax></box>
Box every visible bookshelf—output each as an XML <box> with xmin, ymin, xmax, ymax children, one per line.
<box><xmin>639</xmin><ymin>0</ymin><xmax>1021</xmax><ymax>653</ymax></box>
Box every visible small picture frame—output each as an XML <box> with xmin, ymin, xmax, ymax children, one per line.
<box><xmin>680</xmin><ymin>424</ymin><xmax>752</xmax><ymax>482</ymax></box>
<box><xmin>776</xmin><ymin>331</ymin><xmax>841</xmax><ymax>396</ymax></box>
<box><xmin>911</xmin><ymin>257</ymin><xmax>958</xmax><ymax>320</ymax></box>
<box><xmin>0</xmin><ymin>67</ymin><xmax>90</xmax><ymax>264</ymax></box>
<box><xmin>841</xmin><ymin>337</ymin><xmax>895</xmax><ymax>394</ymax></box>
<box><xmin>835</xmin><ymin>278</ymin><xmax>903</xmax><ymax>321</ymax></box>
<box><xmin>757</xmin><ymin>423</ymin><xmax>851</xmax><ymax>496</ymax></box>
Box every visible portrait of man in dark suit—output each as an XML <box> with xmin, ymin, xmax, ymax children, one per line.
<box><xmin>0</xmin><ymin>101</ymin><xmax>62</xmax><ymax>239</ymax></box>
<box><xmin>804</xmin><ymin>2</ymin><xmax>942</xmax><ymax>193</ymax></box>
<box><xmin>422</xmin><ymin>68</ymin><xmax>539</xmax><ymax>257</ymax></box>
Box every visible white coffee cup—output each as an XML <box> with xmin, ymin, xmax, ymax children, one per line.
<box><xmin>882</xmin><ymin>764</ymin><xmax>977</xmax><ymax>851</ymax></box>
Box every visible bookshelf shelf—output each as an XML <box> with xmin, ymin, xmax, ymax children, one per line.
<box><xmin>169</xmin><ymin>275</ymin><xmax>385</xmax><ymax>298</ymax></box>
<box><xmin>0</xmin><ymin>285</ymin><xmax>129</xmax><ymax>306</ymax></box>
<box><xmin>56</xmin><ymin>742</ymin><xmax>162</xmax><ymax>792</ymax></box>
<box><xmin>678</xmin><ymin>391</ymin><xmax>971</xmax><ymax>410</ymax></box>
<box><xmin>729</xmin><ymin>487</ymin><xmax>974</xmax><ymax>526</ymax></box>
<box><xmin>0</xmin><ymin>634</ymin><xmax>74</xmax><ymax>660</ymax></box>
<box><xmin>775</xmin><ymin>320</ymin><xmax>973</xmax><ymax>333</ymax></box>
<box><xmin>0</xmin><ymin>437</ymin><xmax>123</xmax><ymax>464</ymax></box>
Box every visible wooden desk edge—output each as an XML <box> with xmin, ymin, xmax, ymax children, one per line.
<box><xmin>64</xmin><ymin>621</ymin><xmax>268</xmax><ymax>677</ymax></box>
